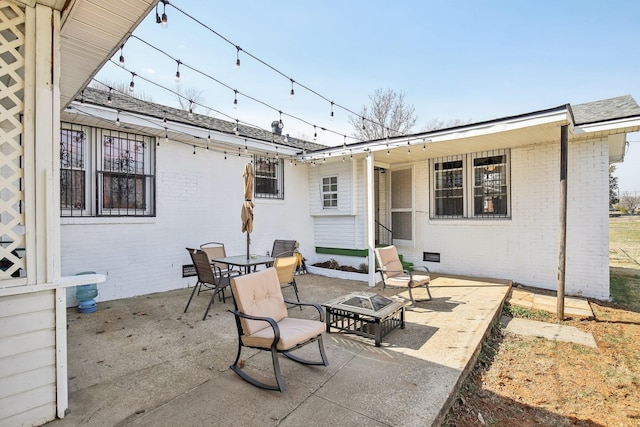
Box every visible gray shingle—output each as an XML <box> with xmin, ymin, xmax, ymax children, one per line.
<box><xmin>79</xmin><ymin>87</ymin><xmax>327</xmax><ymax>152</ymax></box>
<box><xmin>572</xmin><ymin>94</ymin><xmax>640</xmax><ymax>125</ymax></box>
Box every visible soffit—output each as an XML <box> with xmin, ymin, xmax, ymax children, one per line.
<box><xmin>59</xmin><ymin>0</ymin><xmax>156</xmax><ymax>108</ymax></box>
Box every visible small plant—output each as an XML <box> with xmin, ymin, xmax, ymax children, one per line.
<box><xmin>503</xmin><ymin>304</ymin><xmax>550</xmax><ymax>320</ymax></box>
<box><xmin>328</xmin><ymin>258</ymin><xmax>339</xmax><ymax>269</ymax></box>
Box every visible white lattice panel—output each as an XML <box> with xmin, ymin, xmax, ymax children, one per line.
<box><xmin>0</xmin><ymin>2</ymin><xmax>26</xmax><ymax>280</ymax></box>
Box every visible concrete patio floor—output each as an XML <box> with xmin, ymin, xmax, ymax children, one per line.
<box><xmin>48</xmin><ymin>272</ymin><xmax>512</xmax><ymax>427</ymax></box>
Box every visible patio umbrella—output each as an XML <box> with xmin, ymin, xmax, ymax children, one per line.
<box><xmin>241</xmin><ymin>162</ymin><xmax>254</xmax><ymax>259</ymax></box>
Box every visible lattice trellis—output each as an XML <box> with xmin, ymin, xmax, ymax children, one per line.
<box><xmin>0</xmin><ymin>2</ymin><xmax>26</xmax><ymax>280</ymax></box>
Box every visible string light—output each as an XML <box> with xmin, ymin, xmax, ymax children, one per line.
<box><xmin>118</xmin><ymin>38</ymin><xmax>365</xmax><ymax>145</ymax></box>
<box><xmin>193</xmin><ymin>145</ymin><xmax>196</xmax><ymax>155</ymax></box>
<box><xmin>188</xmin><ymin>100</ymin><xmax>194</xmax><ymax>118</ymax></box>
<box><xmin>407</xmin><ymin>141</ymin><xmax>411</xmax><ymax>155</ymax></box>
<box><xmin>162</xmin><ymin>127</ymin><xmax>168</xmax><ymax>146</ymax></box>
<box><xmin>244</xmin><ymin>138</ymin><xmax>248</xmax><ymax>153</ymax></box>
<box><xmin>152</xmin><ymin>5</ymin><xmax>401</xmax><ymax>139</ymax></box>
<box><xmin>279</xmin><ymin>110</ymin><xmax>283</xmax><ymax>127</ymax></box>
<box><xmin>106</xmin><ymin>87</ymin><xmax>112</xmax><ymax>104</ymax></box>
<box><xmin>73</xmin><ymin>92</ymin><xmax>277</xmax><ymax>161</ymax></box>
<box><xmin>115</xmin><ymin>110</ymin><xmax>121</xmax><ymax>126</ymax></box>
<box><xmin>350</xmin><ymin>149</ymin><xmax>353</xmax><ymax>161</ymax></box>
<box><xmin>224</xmin><ymin>151</ymin><xmax>227</xmax><ymax>160</ymax></box>
<box><xmin>234</xmin><ymin>119</ymin><xmax>239</xmax><ymax>135</ymax></box>
<box><xmin>159</xmin><ymin>0</ymin><xmax>168</xmax><ymax>28</ymax></box>
<box><xmin>330</xmin><ymin>101</ymin><xmax>334</xmax><ymax>121</ymax></box>
<box><xmin>313</xmin><ymin>125</ymin><xmax>317</xmax><ymax>141</ymax></box>
<box><xmin>238</xmin><ymin>147</ymin><xmax>241</xmax><ymax>156</ymax></box>
<box><xmin>129</xmin><ymin>72</ymin><xmax>136</xmax><ymax>92</ymax></box>
<box><xmin>362</xmin><ymin>116</ymin><xmax>366</xmax><ymax>131</ymax></box>
<box><xmin>175</xmin><ymin>60</ymin><xmax>181</xmax><ymax>82</ymax></box>
<box><xmin>118</xmin><ymin>44</ymin><xmax>125</xmax><ymax>66</ymax></box>
<box><xmin>163</xmin><ymin>110</ymin><xmax>167</xmax><ymax>124</ymax></box>
<box><xmin>290</xmin><ymin>79</ymin><xmax>295</xmax><ymax>98</ymax></box>
<box><xmin>80</xmin><ymin>90</ymin><xmax>85</xmax><ymax>104</ymax></box>
<box><xmin>233</xmin><ymin>90</ymin><xmax>238</xmax><ymax>108</ymax></box>
<box><xmin>235</xmin><ymin>45</ymin><xmax>241</xmax><ymax>69</ymax></box>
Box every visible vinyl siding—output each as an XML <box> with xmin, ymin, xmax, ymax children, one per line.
<box><xmin>0</xmin><ymin>291</ymin><xmax>57</xmax><ymax>427</ymax></box>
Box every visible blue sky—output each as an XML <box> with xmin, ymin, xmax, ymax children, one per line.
<box><xmin>96</xmin><ymin>0</ymin><xmax>640</xmax><ymax>192</ymax></box>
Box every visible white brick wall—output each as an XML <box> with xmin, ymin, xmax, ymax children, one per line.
<box><xmin>395</xmin><ymin>138</ymin><xmax>610</xmax><ymax>300</ymax></box>
<box><xmin>62</xmin><ymin>139</ymin><xmax>315</xmax><ymax>306</ymax></box>
<box><xmin>62</xmin><ymin>135</ymin><xmax>613</xmax><ymax>304</ymax></box>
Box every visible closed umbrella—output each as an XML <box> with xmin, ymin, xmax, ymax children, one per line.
<box><xmin>241</xmin><ymin>162</ymin><xmax>254</xmax><ymax>259</ymax></box>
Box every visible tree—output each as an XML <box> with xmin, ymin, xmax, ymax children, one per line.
<box><xmin>349</xmin><ymin>88</ymin><xmax>417</xmax><ymax>141</ymax></box>
<box><xmin>609</xmin><ymin>165</ymin><xmax>619</xmax><ymax>208</ymax></box>
<box><xmin>174</xmin><ymin>85</ymin><xmax>208</xmax><ymax>115</ymax></box>
<box><xmin>618</xmin><ymin>192</ymin><xmax>639</xmax><ymax>213</ymax></box>
<box><xmin>89</xmin><ymin>79</ymin><xmax>154</xmax><ymax>102</ymax></box>
<box><xmin>422</xmin><ymin>117</ymin><xmax>472</xmax><ymax>131</ymax></box>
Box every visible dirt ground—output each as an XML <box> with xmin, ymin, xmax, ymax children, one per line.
<box><xmin>444</xmin><ymin>216</ymin><xmax>640</xmax><ymax>426</ymax></box>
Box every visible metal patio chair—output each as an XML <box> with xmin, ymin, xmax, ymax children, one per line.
<box><xmin>273</xmin><ymin>254</ymin><xmax>301</xmax><ymax>308</ymax></box>
<box><xmin>184</xmin><ymin>247</ymin><xmax>239</xmax><ymax>320</ymax></box>
<box><xmin>199</xmin><ymin>241</ymin><xmax>240</xmax><ymax>275</ymax></box>
<box><xmin>374</xmin><ymin>245</ymin><xmax>432</xmax><ymax>305</ymax></box>
<box><xmin>229</xmin><ymin>267</ymin><xmax>328</xmax><ymax>392</ymax></box>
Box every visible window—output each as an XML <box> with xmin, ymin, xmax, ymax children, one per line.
<box><xmin>391</xmin><ymin>168</ymin><xmax>412</xmax><ymax>240</ymax></box>
<box><xmin>432</xmin><ymin>149</ymin><xmax>509</xmax><ymax>219</ymax></box>
<box><xmin>254</xmin><ymin>156</ymin><xmax>284</xmax><ymax>199</ymax></box>
<box><xmin>60</xmin><ymin>123</ymin><xmax>155</xmax><ymax>217</ymax></box>
<box><xmin>321</xmin><ymin>176</ymin><xmax>338</xmax><ymax>208</ymax></box>
<box><xmin>434</xmin><ymin>158</ymin><xmax>463</xmax><ymax>217</ymax></box>
<box><xmin>473</xmin><ymin>154</ymin><xmax>508</xmax><ymax>217</ymax></box>
<box><xmin>60</xmin><ymin>127</ymin><xmax>86</xmax><ymax>210</ymax></box>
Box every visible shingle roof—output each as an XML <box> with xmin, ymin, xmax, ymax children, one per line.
<box><xmin>79</xmin><ymin>87</ymin><xmax>327</xmax><ymax>152</ymax></box>
<box><xmin>571</xmin><ymin>94</ymin><xmax>640</xmax><ymax>125</ymax></box>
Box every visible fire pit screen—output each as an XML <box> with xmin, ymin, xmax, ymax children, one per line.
<box><xmin>335</xmin><ymin>292</ymin><xmax>394</xmax><ymax>314</ymax></box>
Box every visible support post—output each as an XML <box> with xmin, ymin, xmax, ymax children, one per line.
<box><xmin>366</xmin><ymin>152</ymin><xmax>375</xmax><ymax>287</ymax></box>
<box><xmin>557</xmin><ymin>124</ymin><xmax>568</xmax><ymax>320</ymax></box>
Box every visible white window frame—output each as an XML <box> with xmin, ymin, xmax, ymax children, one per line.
<box><xmin>60</xmin><ymin>123</ymin><xmax>91</xmax><ymax>217</ymax></box>
<box><xmin>60</xmin><ymin>123</ymin><xmax>155</xmax><ymax>217</ymax></box>
<box><xmin>321</xmin><ymin>175</ymin><xmax>338</xmax><ymax>209</ymax></box>
<box><xmin>254</xmin><ymin>156</ymin><xmax>284</xmax><ymax>199</ymax></box>
<box><xmin>390</xmin><ymin>167</ymin><xmax>414</xmax><ymax>242</ymax></box>
<box><xmin>431</xmin><ymin>149</ymin><xmax>510</xmax><ymax>219</ymax></box>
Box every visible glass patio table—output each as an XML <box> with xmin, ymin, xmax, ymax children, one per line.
<box><xmin>210</xmin><ymin>254</ymin><xmax>274</xmax><ymax>274</ymax></box>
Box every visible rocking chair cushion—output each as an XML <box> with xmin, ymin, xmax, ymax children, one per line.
<box><xmin>231</xmin><ymin>267</ymin><xmax>288</xmax><ymax>335</ymax></box>
<box><xmin>241</xmin><ymin>317</ymin><xmax>326</xmax><ymax>350</ymax></box>
<box><xmin>385</xmin><ymin>272</ymin><xmax>430</xmax><ymax>288</ymax></box>
<box><xmin>377</xmin><ymin>246</ymin><xmax>404</xmax><ymax>279</ymax></box>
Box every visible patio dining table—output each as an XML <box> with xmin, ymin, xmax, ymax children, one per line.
<box><xmin>210</xmin><ymin>254</ymin><xmax>274</xmax><ymax>274</ymax></box>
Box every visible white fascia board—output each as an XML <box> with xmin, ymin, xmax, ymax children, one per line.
<box><xmin>573</xmin><ymin>116</ymin><xmax>640</xmax><ymax>135</ymax></box>
<box><xmin>303</xmin><ymin>108</ymin><xmax>570</xmax><ymax>160</ymax></box>
<box><xmin>381</xmin><ymin>109</ymin><xmax>571</xmax><ymax>152</ymax></box>
<box><xmin>68</xmin><ymin>102</ymin><xmax>300</xmax><ymax>156</ymax></box>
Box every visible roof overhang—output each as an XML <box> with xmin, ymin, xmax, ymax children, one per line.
<box><xmin>302</xmin><ymin>105</ymin><xmax>640</xmax><ymax>166</ymax></box>
<box><xmin>62</xmin><ymin>102</ymin><xmax>301</xmax><ymax>157</ymax></box>
<box><xmin>302</xmin><ymin>106</ymin><xmax>572</xmax><ymax>164</ymax></box>
<box><xmin>59</xmin><ymin>0</ymin><xmax>156</xmax><ymax>108</ymax></box>
<box><xmin>573</xmin><ymin>116</ymin><xmax>640</xmax><ymax>163</ymax></box>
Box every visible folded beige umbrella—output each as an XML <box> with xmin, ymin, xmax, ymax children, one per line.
<box><xmin>241</xmin><ymin>163</ymin><xmax>254</xmax><ymax>258</ymax></box>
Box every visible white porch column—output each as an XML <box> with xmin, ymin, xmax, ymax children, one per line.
<box><xmin>366</xmin><ymin>151</ymin><xmax>375</xmax><ymax>287</ymax></box>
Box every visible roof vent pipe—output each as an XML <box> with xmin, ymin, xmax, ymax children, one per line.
<box><xmin>271</xmin><ymin>120</ymin><xmax>283</xmax><ymax>135</ymax></box>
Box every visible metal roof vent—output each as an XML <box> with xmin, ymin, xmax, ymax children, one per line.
<box><xmin>271</xmin><ymin>120</ymin><xmax>283</xmax><ymax>135</ymax></box>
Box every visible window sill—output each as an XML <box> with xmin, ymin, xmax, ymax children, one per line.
<box><xmin>61</xmin><ymin>216</ymin><xmax>156</xmax><ymax>225</ymax></box>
